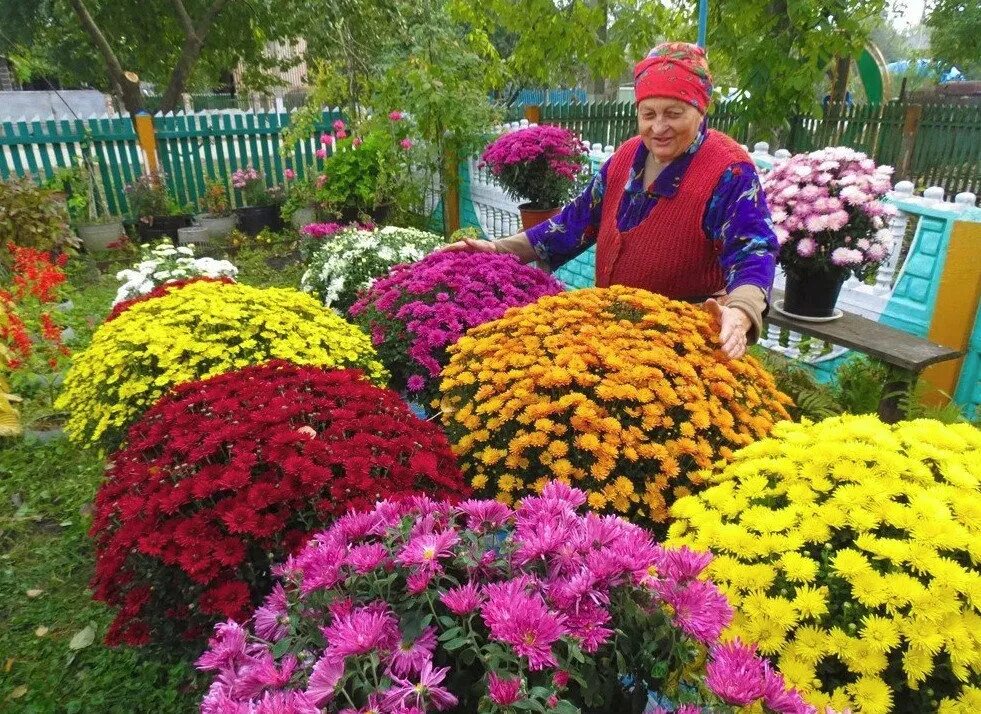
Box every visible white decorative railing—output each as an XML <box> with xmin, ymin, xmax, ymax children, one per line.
<box><xmin>466</xmin><ymin>128</ymin><xmax>980</xmax><ymax>368</ymax></box>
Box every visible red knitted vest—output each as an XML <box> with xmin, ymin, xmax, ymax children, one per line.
<box><xmin>595</xmin><ymin>130</ymin><xmax>750</xmax><ymax>299</ymax></box>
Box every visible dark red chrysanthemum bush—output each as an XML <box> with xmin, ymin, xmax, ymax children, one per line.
<box><xmin>90</xmin><ymin>361</ymin><xmax>469</xmax><ymax>646</ymax></box>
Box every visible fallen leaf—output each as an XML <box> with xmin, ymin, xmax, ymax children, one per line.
<box><xmin>35</xmin><ymin>626</ymin><xmax>49</xmax><ymax>637</ymax></box>
<box><xmin>68</xmin><ymin>624</ymin><xmax>95</xmax><ymax>650</ymax></box>
<box><xmin>4</xmin><ymin>657</ymin><xmax>13</xmax><ymax>672</ymax></box>
<box><xmin>8</xmin><ymin>685</ymin><xmax>27</xmax><ymax>700</ymax></box>
<box><xmin>25</xmin><ymin>589</ymin><xmax>43</xmax><ymax>598</ymax></box>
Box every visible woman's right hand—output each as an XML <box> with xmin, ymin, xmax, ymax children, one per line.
<box><xmin>440</xmin><ymin>238</ymin><xmax>499</xmax><ymax>253</ymax></box>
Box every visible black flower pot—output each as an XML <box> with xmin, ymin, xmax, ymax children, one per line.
<box><xmin>235</xmin><ymin>205</ymin><xmax>284</xmax><ymax>236</ymax></box>
<box><xmin>783</xmin><ymin>269</ymin><xmax>847</xmax><ymax>318</ymax></box>
<box><xmin>136</xmin><ymin>214</ymin><xmax>193</xmax><ymax>244</ymax></box>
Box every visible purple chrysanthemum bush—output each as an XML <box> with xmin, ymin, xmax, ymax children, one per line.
<box><xmin>198</xmin><ymin>482</ymin><xmax>816</xmax><ymax>714</ymax></box>
<box><xmin>348</xmin><ymin>251</ymin><xmax>564</xmax><ymax>411</ymax></box>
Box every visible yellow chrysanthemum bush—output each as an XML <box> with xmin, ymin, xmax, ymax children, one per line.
<box><xmin>56</xmin><ymin>280</ymin><xmax>386</xmax><ymax>450</ymax></box>
<box><xmin>667</xmin><ymin>414</ymin><xmax>981</xmax><ymax>714</ymax></box>
<box><xmin>438</xmin><ymin>286</ymin><xmax>793</xmax><ymax>526</ymax></box>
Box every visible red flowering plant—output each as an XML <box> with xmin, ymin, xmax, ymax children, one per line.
<box><xmin>0</xmin><ymin>242</ymin><xmax>71</xmax><ymax>417</ymax></box>
<box><xmin>90</xmin><ymin>361</ymin><xmax>469</xmax><ymax>647</ymax></box>
<box><xmin>197</xmin><ymin>482</ymin><xmax>815</xmax><ymax>714</ymax></box>
<box><xmin>348</xmin><ymin>251</ymin><xmax>564</xmax><ymax>412</ymax></box>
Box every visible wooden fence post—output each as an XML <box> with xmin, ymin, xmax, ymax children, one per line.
<box><xmin>524</xmin><ymin>105</ymin><xmax>542</xmax><ymax>124</ymax></box>
<box><xmin>133</xmin><ymin>113</ymin><xmax>160</xmax><ymax>175</ymax></box>
<box><xmin>897</xmin><ymin>103</ymin><xmax>922</xmax><ymax>182</ymax></box>
<box><xmin>442</xmin><ymin>143</ymin><xmax>461</xmax><ymax>238</ymax></box>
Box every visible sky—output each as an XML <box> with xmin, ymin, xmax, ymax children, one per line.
<box><xmin>890</xmin><ymin>0</ymin><xmax>927</xmax><ymax>30</ymax></box>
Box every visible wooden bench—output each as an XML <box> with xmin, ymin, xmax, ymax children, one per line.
<box><xmin>764</xmin><ymin>289</ymin><xmax>962</xmax><ymax>423</ymax></box>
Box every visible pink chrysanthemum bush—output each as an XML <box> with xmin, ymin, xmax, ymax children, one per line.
<box><xmin>348</xmin><ymin>251</ymin><xmax>564</xmax><ymax>411</ymax></box>
<box><xmin>197</xmin><ymin>482</ymin><xmax>817</xmax><ymax>714</ymax></box>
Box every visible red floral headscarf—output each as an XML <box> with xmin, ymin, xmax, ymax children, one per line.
<box><xmin>634</xmin><ymin>42</ymin><xmax>713</xmax><ymax>113</ymax></box>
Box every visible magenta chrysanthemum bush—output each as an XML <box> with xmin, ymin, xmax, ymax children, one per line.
<box><xmin>197</xmin><ymin>482</ymin><xmax>816</xmax><ymax>714</ymax></box>
<box><xmin>348</xmin><ymin>251</ymin><xmax>564</xmax><ymax>411</ymax></box>
<box><xmin>480</xmin><ymin>125</ymin><xmax>588</xmax><ymax>209</ymax></box>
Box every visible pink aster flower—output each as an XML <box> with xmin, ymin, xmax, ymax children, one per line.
<box><xmin>657</xmin><ymin>547</ymin><xmax>713</xmax><ymax>582</ymax></box>
<box><xmin>488</xmin><ymin>673</ymin><xmax>523</xmax><ymax>706</ymax></box>
<box><xmin>284</xmin><ymin>168</ymin><xmax>296</xmax><ymax>181</ymax></box>
<box><xmin>552</xmin><ymin>670</ymin><xmax>570</xmax><ymax>689</ymax></box>
<box><xmin>333</xmin><ymin>119</ymin><xmax>346</xmax><ymax>133</ymax></box>
<box><xmin>441</xmin><ymin>581</ymin><xmax>484</xmax><ymax>615</ymax></box>
<box><xmin>322</xmin><ymin>603</ymin><xmax>399</xmax><ymax>659</ymax></box>
<box><xmin>196</xmin><ymin>619</ymin><xmax>250</xmax><ymax>672</ymax></box>
<box><xmin>253</xmin><ymin>691</ymin><xmax>321</xmax><ymax>714</ymax></box>
<box><xmin>456</xmin><ymin>499</ymin><xmax>513</xmax><ymax>531</ymax></box>
<box><xmin>389</xmin><ymin>110</ymin><xmax>404</xmax><ymax>121</ymax></box>
<box><xmin>406</xmin><ymin>375</ymin><xmax>426</xmax><ymax>392</ymax></box>
<box><xmin>481</xmin><ymin>590</ymin><xmax>567</xmax><ymax>670</ymax></box>
<box><xmin>389</xmin><ymin>627</ymin><xmax>437</xmax><ymax>678</ymax></box>
<box><xmin>254</xmin><ymin>583</ymin><xmax>289</xmax><ymax>640</ymax></box>
<box><xmin>306</xmin><ymin>654</ymin><xmax>345</xmax><ymax>705</ymax></box>
<box><xmin>656</xmin><ymin>579</ymin><xmax>733</xmax><ymax>644</ymax></box>
<box><xmin>345</xmin><ymin>543</ymin><xmax>389</xmax><ymax>574</ymax></box>
<box><xmin>400</xmin><ymin>138</ymin><xmax>414</xmax><ymax>150</ymax></box>
<box><xmin>396</xmin><ymin>530</ymin><xmax>460</xmax><ymax>569</ymax></box>
<box><xmin>316</xmin><ymin>148</ymin><xmax>327</xmax><ymax>159</ymax></box>
<box><xmin>320</xmin><ymin>133</ymin><xmax>330</xmax><ymax>145</ymax></box>
<box><xmin>384</xmin><ymin>661</ymin><xmax>458</xmax><ymax>711</ymax></box>
<box><xmin>232</xmin><ymin>653</ymin><xmax>300</xmax><ymax>699</ymax></box>
<box><xmin>705</xmin><ymin>640</ymin><xmax>768</xmax><ymax>705</ymax></box>
<box><xmin>353</xmin><ymin>137</ymin><xmax>363</xmax><ymax>148</ymax></box>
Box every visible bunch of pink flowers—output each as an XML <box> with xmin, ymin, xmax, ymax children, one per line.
<box><xmin>480</xmin><ymin>125</ymin><xmax>587</xmax><ymax>209</ymax></box>
<box><xmin>230</xmin><ymin>167</ymin><xmax>261</xmax><ymax>191</ymax></box>
<box><xmin>762</xmin><ymin>147</ymin><xmax>897</xmax><ymax>280</ymax></box>
<box><xmin>348</xmin><ymin>251</ymin><xmax>564</xmax><ymax>412</ymax></box>
<box><xmin>198</xmin><ymin>482</ymin><xmax>815</xmax><ymax>714</ymax></box>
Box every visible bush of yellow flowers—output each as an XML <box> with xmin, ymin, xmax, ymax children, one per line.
<box><xmin>56</xmin><ymin>280</ymin><xmax>386</xmax><ymax>451</ymax></box>
<box><xmin>437</xmin><ymin>286</ymin><xmax>793</xmax><ymax>527</ymax></box>
<box><xmin>667</xmin><ymin>414</ymin><xmax>981</xmax><ymax>714</ymax></box>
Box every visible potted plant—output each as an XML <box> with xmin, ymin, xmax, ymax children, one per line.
<box><xmin>57</xmin><ymin>160</ymin><xmax>127</xmax><ymax>252</ymax></box>
<box><xmin>125</xmin><ymin>172</ymin><xmax>192</xmax><ymax>244</ymax></box>
<box><xmin>763</xmin><ymin>146</ymin><xmax>895</xmax><ymax>318</ymax></box>
<box><xmin>480</xmin><ymin>124</ymin><xmax>588</xmax><ymax>230</ymax></box>
<box><xmin>281</xmin><ymin>171</ymin><xmax>318</xmax><ymax>228</ymax></box>
<box><xmin>231</xmin><ymin>167</ymin><xmax>284</xmax><ymax>236</ymax></box>
<box><xmin>196</xmin><ymin>178</ymin><xmax>236</xmax><ymax>240</ymax></box>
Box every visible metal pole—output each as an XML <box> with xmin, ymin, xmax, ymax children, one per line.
<box><xmin>697</xmin><ymin>0</ymin><xmax>708</xmax><ymax>48</ymax></box>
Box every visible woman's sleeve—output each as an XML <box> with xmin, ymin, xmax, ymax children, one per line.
<box><xmin>704</xmin><ymin>162</ymin><xmax>779</xmax><ymax>294</ymax></box>
<box><xmin>525</xmin><ymin>159</ymin><xmax>609</xmax><ymax>271</ymax></box>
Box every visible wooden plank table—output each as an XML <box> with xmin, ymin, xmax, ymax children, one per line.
<box><xmin>764</xmin><ymin>289</ymin><xmax>961</xmax><ymax>422</ymax></box>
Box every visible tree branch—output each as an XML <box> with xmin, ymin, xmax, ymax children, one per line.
<box><xmin>67</xmin><ymin>0</ymin><xmax>144</xmax><ymax>114</ymax></box>
<box><xmin>169</xmin><ymin>0</ymin><xmax>197</xmax><ymax>37</ymax></box>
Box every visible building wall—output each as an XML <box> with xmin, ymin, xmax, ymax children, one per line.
<box><xmin>0</xmin><ymin>90</ymin><xmax>111</xmax><ymax>120</ymax></box>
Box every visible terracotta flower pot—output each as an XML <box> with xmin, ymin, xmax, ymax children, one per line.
<box><xmin>518</xmin><ymin>203</ymin><xmax>560</xmax><ymax>231</ymax></box>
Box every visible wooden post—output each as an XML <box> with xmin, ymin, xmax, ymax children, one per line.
<box><xmin>524</xmin><ymin>105</ymin><xmax>541</xmax><ymax>125</ymax></box>
<box><xmin>133</xmin><ymin>113</ymin><xmax>159</xmax><ymax>175</ymax></box>
<box><xmin>897</xmin><ymin>103</ymin><xmax>922</xmax><ymax>182</ymax></box>
<box><xmin>442</xmin><ymin>144</ymin><xmax>460</xmax><ymax>238</ymax></box>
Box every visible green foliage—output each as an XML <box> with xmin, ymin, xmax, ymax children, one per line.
<box><xmin>832</xmin><ymin>354</ymin><xmax>889</xmax><ymax>414</ymax></box>
<box><xmin>124</xmin><ymin>173</ymin><xmax>184</xmax><ymax>219</ymax></box>
<box><xmin>926</xmin><ymin>0</ymin><xmax>980</xmax><ymax>78</ymax></box>
<box><xmin>200</xmin><ymin>178</ymin><xmax>232</xmax><ymax>217</ymax></box>
<box><xmin>749</xmin><ymin>347</ymin><xmax>843</xmax><ymax>421</ymax></box>
<box><xmin>0</xmin><ymin>179</ymin><xmax>74</xmax><ymax>256</ymax></box>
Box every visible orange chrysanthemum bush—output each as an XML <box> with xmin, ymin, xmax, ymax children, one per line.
<box><xmin>438</xmin><ymin>286</ymin><xmax>793</xmax><ymax>527</ymax></box>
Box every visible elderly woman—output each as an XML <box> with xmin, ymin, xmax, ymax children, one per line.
<box><xmin>446</xmin><ymin>42</ymin><xmax>778</xmax><ymax>359</ymax></box>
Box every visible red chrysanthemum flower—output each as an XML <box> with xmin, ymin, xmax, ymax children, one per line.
<box><xmin>90</xmin><ymin>361</ymin><xmax>469</xmax><ymax>646</ymax></box>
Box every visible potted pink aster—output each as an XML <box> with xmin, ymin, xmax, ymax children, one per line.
<box><xmin>762</xmin><ymin>147</ymin><xmax>896</xmax><ymax>318</ymax></box>
<box><xmin>480</xmin><ymin>125</ymin><xmax>587</xmax><ymax>230</ymax></box>
<box><xmin>197</xmin><ymin>482</ymin><xmax>813</xmax><ymax>714</ymax></box>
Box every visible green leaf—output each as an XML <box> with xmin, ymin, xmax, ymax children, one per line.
<box><xmin>442</xmin><ymin>636</ymin><xmax>469</xmax><ymax>651</ymax></box>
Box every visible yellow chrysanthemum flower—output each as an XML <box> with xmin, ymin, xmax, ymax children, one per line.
<box><xmin>56</xmin><ymin>281</ymin><xmax>386</xmax><ymax>450</ymax></box>
<box><xmin>669</xmin><ymin>415</ymin><xmax>981</xmax><ymax>712</ymax></box>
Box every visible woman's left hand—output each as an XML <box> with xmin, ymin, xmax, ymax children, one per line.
<box><xmin>703</xmin><ymin>298</ymin><xmax>752</xmax><ymax>359</ymax></box>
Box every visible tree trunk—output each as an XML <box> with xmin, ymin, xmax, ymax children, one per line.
<box><xmin>67</xmin><ymin>0</ymin><xmax>144</xmax><ymax>115</ymax></box>
<box><xmin>830</xmin><ymin>56</ymin><xmax>851</xmax><ymax>104</ymax></box>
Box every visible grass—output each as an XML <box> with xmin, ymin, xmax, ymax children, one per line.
<box><xmin>0</xmin><ymin>239</ymin><xmax>306</xmax><ymax>712</ymax></box>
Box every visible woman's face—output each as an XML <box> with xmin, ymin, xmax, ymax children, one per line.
<box><xmin>637</xmin><ymin>98</ymin><xmax>703</xmax><ymax>163</ymax></box>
